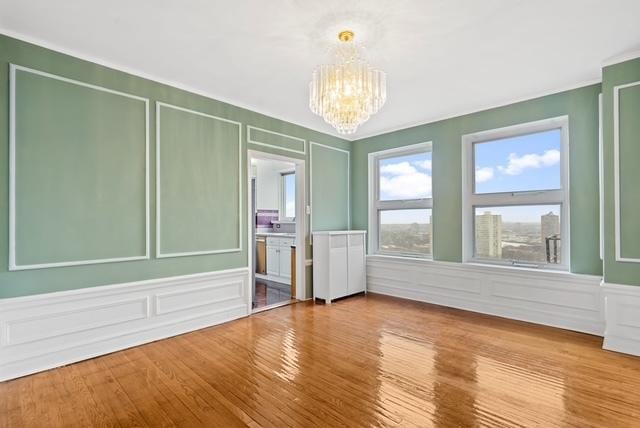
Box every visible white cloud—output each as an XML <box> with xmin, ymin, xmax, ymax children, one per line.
<box><xmin>498</xmin><ymin>149</ymin><xmax>560</xmax><ymax>176</ymax></box>
<box><xmin>380</xmin><ymin>172</ymin><xmax>431</xmax><ymax>199</ymax></box>
<box><xmin>380</xmin><ymin>161</ymin><xmax>432</xmax><ymax>199</ymax></box>
<box><xmin>380</xmin><ymin>161</ymin><xmax>417</xmax><ymax>176</ymax></box>
<box><xmin>413</xmin><ymin>159</ymin><xmax>432</xmax><ymax>170</ymax></box>
<box><xmin>475</xmin><ymin>167</ymin><xmax>494</xmax><ymax>183</ymax></box>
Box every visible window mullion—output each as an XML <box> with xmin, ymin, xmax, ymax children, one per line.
<box><xmin>470</xmin><ymin>190</ymin><xmax>564</xmax><ymax>207</ymax></box>
<box><xmin>377</xmin><ymin>199</ymin><xmax>430</xmax><ymax>210</ymax></box>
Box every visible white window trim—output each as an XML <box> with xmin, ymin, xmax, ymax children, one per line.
<box><xmin>279</xmin><ymin>170</ymin><xmax>295</xmax><ymax>221</ymax></box>
<box><xmin>461</xmin><ymin>116</ymin><xmax>570</xmax><ymax>271</ymax></box>
<box><xmin>367</xmin><ymin>142</ymin><xmax>433</xmax><ymax>258</ymax></box>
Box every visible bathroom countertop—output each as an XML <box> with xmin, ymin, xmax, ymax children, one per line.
<box><xmin>255</xmin><ymin>232</ymin><xmax>296</xmax><ymax>238</ymax></box>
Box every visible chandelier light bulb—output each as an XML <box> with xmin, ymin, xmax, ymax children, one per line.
<box><xmin>309</xmin><ymin>30</ymin><xmax>387</xmax><ymax>135</ymax></box>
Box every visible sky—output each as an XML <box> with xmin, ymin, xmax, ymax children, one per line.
<box><xmin>476</xmin><ymin>205</ymin><xmax>560</xmax><ymax>223</ymax></box>
<box><xmin>284</xmin><ymin>173</ymin><xmax>295</xmax><ymax>217</ymax></box>
<box><xmin>378</xmin><ymin>129</ymin><xmax>562</xmax><ymax>224</ymax></box>
<box><xmin>379</xmin><ymin>151</ymin><xmax>432</xmax><ymax>224</ymax></box>
<box><xmin>474</xmin><ymin>128</ymin><xmax>561</xmax><ymax>194</ymax></box>
<box><xmin>379</xmin><ymin>152</ymin><xmax>432</xmax><ymax>201</ymax></box>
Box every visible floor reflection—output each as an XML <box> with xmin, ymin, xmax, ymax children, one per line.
<box><xmin>253</xmin><ymin>279</ymin><xmax>291</xmax><ymax>309</ymax></box>
<box><xmin>5</xmin><ymin>294</ymin><xmax>640</xmax><ymax>427</ymax></box>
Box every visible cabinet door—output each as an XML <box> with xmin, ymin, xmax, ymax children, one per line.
<box><xmin>267</xmin><ymin>245</ymin><xmax>279</xmax><ymax>276</ymax></box>
<box><xmin>348</xmin><ymin>234</ymin><xmax>366</xmax><ymax>294</ymax></box>
<box><xmin>329</xmin><ymin>235</ymin><xmax>349</xmax><ymax>299</ymax></box>
<box><xmin>256</xmin><ymin>240</ymin><xmax>267</xmax><ymax>274</ymax></box>
<box><xmin>279</xmin><ymin>246</ymin><xmax>292</xmax><ymax>279</ymax></box>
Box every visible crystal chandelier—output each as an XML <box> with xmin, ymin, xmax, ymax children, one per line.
<box><xmin>309</xmin><ymin>30</ymin><xmax>387</xmax><ymax>135</ymax></box>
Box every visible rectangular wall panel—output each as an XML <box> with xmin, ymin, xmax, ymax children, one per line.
<box><xmin>603</xmin><ymin>282</ymin><xmax>640</xmax><ymax>356</ymax></box>
<box><xmin>367</xmin><ymin>256</ymin><xmax>604</xmax><ymax>336</ymax></box>
<box><xmin>0</xmin><ymin>268</ymin><xmax>250</xmax><ymax>381</ymax></box>
<box><xmin>615</xmin><ymin>82</ymin><xmax>640</xmax><ymax>261</ymax></box>
<box><xmin>10</xmin><ymin>65</ymin><xmax>149</xmax><ymax>270</ymax></box>
<box><xmin>310</xmin><ymin>142</ymin><xmax>350</xmax><ymax>231</ymax></box>
<box><xmin>247</xmin><ymin>126</ymin><xmax>306</xmax><ymax>154</ymax></box>
<box><xmin>156</xmin><ymin>102</ymin><xmax>242</xmax><ymax>257</ymax></box>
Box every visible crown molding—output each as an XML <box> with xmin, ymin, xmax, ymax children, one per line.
<box><xmin>351</xmin><ymin>77</ymin><xmax>602</xmax><ymax>141</ymax></box>
<box><xmin>602</xmin><ymin>49</ymin><xmax>640</xmax><ymax>68</ymax></box>
<box><xmin>0</xmin><ymin>28</ymin><xmax>347</xmax><ymax>141</ymax></box>
<box><xmin>2</xmin><ymin>28</ymin><xmax>611</xmax><ymax>144</ymax></box>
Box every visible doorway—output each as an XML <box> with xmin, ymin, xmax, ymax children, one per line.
<box><xmin>248</xmin><ymin>150</ymin><xmax>306</xmax><ymax>312</ymax></box>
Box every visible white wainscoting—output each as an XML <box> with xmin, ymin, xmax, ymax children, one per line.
<box><xmin>602</xmin><ymin>282</ymin><xmax>640</xmax><ymax>357</ymax></box>
<box><xmin>0</xmin><ymin>268</ymin><xmax>250</xmax><ymax>382</ymax></box>
<box><xmin>367</xmin><ymin>255</ymin><xmax>604</xmax><ymax>336</ymax></box>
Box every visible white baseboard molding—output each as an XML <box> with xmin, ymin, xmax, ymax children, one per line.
<box><xmin>367</xmin><ymin>256</ymin><xmax>604</xmax><ymax>336</ymax></box>
<box><xmin>602</xmin><ymin>282</ymin><xmax>640</xmax><ymax>356</ymax></box>
<box><xmin>0</xmin><ymin>268</ymin><xmax>250</xmax><ymax>382</ymax></box>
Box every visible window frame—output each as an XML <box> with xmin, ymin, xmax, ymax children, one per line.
<box><xmin>461</xmin><ymin>116</ymin><xmax>570</xmax><ymax>270</ymax></box>
<box><xmin>280</xmin><ymin>170</ymin><xmax>296</xmax><ymax>221</ymax></box>
<box><xmin>368</xmin><ymin>142</ymin><xmax>433</xmax><ymax>258</ymax></box>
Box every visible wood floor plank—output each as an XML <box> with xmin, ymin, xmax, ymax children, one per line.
<box><xmin>2</xmin><ymin>294</ymin><xmax>640</xmax><ymax>427</ymax></box>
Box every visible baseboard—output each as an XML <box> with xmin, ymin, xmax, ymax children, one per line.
<box><xmin>367</xmin><ymin>256</ymin><xmax>604</xmax><ymax>336</ymax></box>
<box><xmin>0</xmin><ymin>268</ymin><xmax>250</xmax><ymax>382</ymax></box>
<box><xmin>602</xmin><ymin>282</ymin><xmax>640</xmax><ymax>356</ymax></box>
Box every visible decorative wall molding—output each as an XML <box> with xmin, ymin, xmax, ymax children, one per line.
<box><xmin>0</xmin><ymin>268</ymin><xmax>250</xmax><ymax>381</ymax></box>
<box><xmin>613</xmin><ymin>80</ymin><xmax>640</xmax><ymax>263</ymax></box>
<box><xmin>309</xmin><ymin>142</ymin><xmax>351</xmax><ymax>232</ymax></box>
<box><xmin>9</xmin><ymin>64</ymin><xmax>150</xmax><ymax>270</ymax></box>
<box><xmin>156</xmin><ymin>101</ymin><xmax>243</xmax><ymax>258</ymax></box>
<box><xmin>367</xmin><ymin>256</ymin><xmax>604</xmax><ymax>336</ymax></box>
<box><xmin>602</xmin><ymin>282</ymin><xmax>640</xmax><ymax>357</ymax></box>
<box><xmin>247</xmin><ymin>125</ymin><xmax>306</xmax><ymax>155</ymax></box>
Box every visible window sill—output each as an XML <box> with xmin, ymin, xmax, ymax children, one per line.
<box><xmin>464</xmin><ymin>260</ymin><xmax>569</xmax><ymax>275</ymax></box>
<box><xmin>367</xmin><ymin>255</ymin><xmax>600</xmax><ymax>282</ymax></box>
<box><xmin>370</xmin><ymin>253</ymin><xmax>434</xmax><ymax>262</ymax></box>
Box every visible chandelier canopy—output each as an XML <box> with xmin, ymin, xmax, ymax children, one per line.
<box><xmin>309</xmin><ymin>30</ymin><xmax>387</xmax><ymax>135</ymax></box>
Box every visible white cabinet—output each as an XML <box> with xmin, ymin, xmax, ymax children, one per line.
<box><xmin>279</xmin><ymin>246</ymin><xmax>292</xmax><ymax>279</ymax></box>
<box><xmin>264</xmin><ymin>235</ymin><xmax>294</xmax><ymax>284</ymax></box>
<box><xmin>312</xmin><ymin>231</ymin><xmax>366</xmax><ymax>304</ymax></box>
<box><xmin>347</xmin><ymin>233</ymin><xmax>366</xmax><ymax>295</ymax></box>
<box><xmin>267</xmin><ymin>245</ymin><xmax>279</xmax><ymax>277</ymax></box>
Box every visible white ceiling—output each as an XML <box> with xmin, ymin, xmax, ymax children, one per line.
<box><xmin>2</xmin><ymin>0</ymin><xmax>640</xmax><ymax>140</ymax></box>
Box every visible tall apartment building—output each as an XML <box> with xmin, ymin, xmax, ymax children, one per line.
<box><xmin>475</xmin><ymin>211</ymin><xmax>502</xmax><ymax>258</ymax></box>
<box><xmin>541</xmin><ymin>211</ymin><xmax>560</xmax><ymax>241</ymax></box>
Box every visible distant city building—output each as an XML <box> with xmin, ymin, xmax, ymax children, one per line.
<box><xmin>541</xmin><ymin>211</ymin><xmax>561</xmax><ymax>263</ymax></box>
<box><xmin>476</xmin><ymin>211</ymin><xmax>502</xmax><ymax>258</ymax></box>
<box><xmin>541</xmin><ymin>212</ymin><xmax>560</xmax><ymax>241</ymax></box>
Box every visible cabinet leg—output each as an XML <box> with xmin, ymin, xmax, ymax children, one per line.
<box><xmin>326</xmin><ymin>298</ymin><xmax>332</xmax><ymax>305</ymax></box>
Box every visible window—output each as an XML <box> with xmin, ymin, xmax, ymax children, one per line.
<box><xmin>281</xmin><ymin>172</ymin><xmax>295</xmax><ymax>220</ymax></box>
<box><xmin>369</xmin><ymin>142</ymin><xmax>433</xmax><ymax>257</ymax></box>
<box><xmin>463</xmin><ymin>117</ymin><xmax>569</xmax><ymax>269</ymax></box>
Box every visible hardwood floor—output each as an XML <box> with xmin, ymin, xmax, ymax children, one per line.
<box><xmin>2</xmin><ymin>294</ymin><xmax>640</xmax><ymax>427</ymax></box>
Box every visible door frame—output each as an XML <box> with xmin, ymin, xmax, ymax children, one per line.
<box><xmin>247</xmin><ymin>149</ymin><xmax>307</xmax><ymax>311</ymax></box>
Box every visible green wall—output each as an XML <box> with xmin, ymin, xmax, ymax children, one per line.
<box><xmin>310</xmin><ymin>143</ymin><xmax>350</xmax><ymax>231</ymax></box>
<box><xmin>602</xmin><ymin>57</ymin><xmax>640</xmax><ymax>286</ymax></box>
<box><xmin>13</xmin><ymin>67</ymin><xmax>148</xmax><ymax>266</ymax></box>
<box><xmin>351</xmin><ymin>84</ymin><xmax>603</xmax><ymax>276</ymax></box>
<box><xmin>4</xmin><ymin>31</ymin><xmax>633</xmax><ymax>299</ymax></box>
<box><xmin>0</xmin><ymin>34</ymin><xmax>350</xmax><ymax>298</ymax></box>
